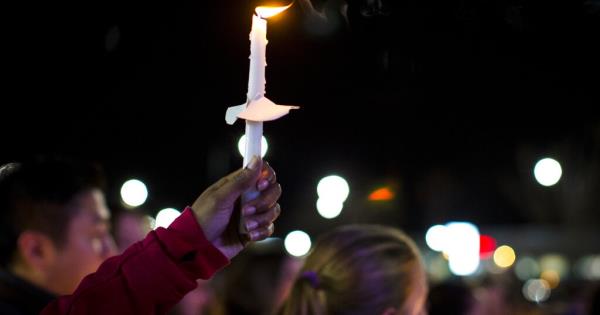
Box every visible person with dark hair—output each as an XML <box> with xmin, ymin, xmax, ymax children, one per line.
<box><xmin>277</xmin><ymin>224</ymin><xmax>428</xmax><ymax>315</ymax></box>
<box><xmin>0</xmin><ymin>157</ymin><xmax>117</xmax><ymax>314</ymax></box>
<box><xmin>0</xmin><ymin>155</ymin><xmax>282</xmax><ymax>315</ymax></box>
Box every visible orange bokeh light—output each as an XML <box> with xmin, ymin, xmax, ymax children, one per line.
<box><xmin>368</xmin><ymin>187</ymin><xmax>394</xmax><ymax>201</ymax></box>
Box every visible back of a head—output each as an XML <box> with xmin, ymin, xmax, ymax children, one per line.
<box><xmin>0</xmin><ymin>156</ymin><xmax>106</xmax><ymax>269</ymax></box>
<box><xmin>278</xmin><ymin>224</ymin><xmax>424</xmax><ymax>315</ymax></box>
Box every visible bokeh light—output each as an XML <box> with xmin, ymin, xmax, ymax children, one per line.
<box><xmin>479</xmin><ymin>235</ymin><xmax>497</xmax><ymax>259</ymax></box>
<box><xmin>425</xmin><ymin>225</ymin><xmax>448</xmax><ymax>252</ymax></box>
<box><xmin>522</xmin><ymin>279</ymin><xmax>551</xmax><ymax>303</ymax></box>
<box><xmin>284</xmin><ymin>230</ymin><xmax>312</xmax><ymax>257</ymax></box>
<box><xmin>317</xmin><ymin>175</ymin><xmax>350</xmax><ymax>202</ymax></box>
<box><xmin>494</xmin><ymin>245</ymin><xmax>517</xmax><ymax>268</ymax></box>
<box><xmin>155</xmin><ymin>208</ymin><xmax>181</xmax><ymax>229</ymax></box>
<box><xmin>145</xmin><ymin>215</ymin><xmax>156</xmax><ymax>230</ymax></box>
<box><xmin>120</xmin><ymin>179</ymin><xmax>148</xmax><ymax>207</ymax></box>
<box><xmin>316</xmin><ymin>197</ymin><xmax>344</xmax><ymax>219</ymax></box>
<box><xmin>368</xmin><ymin>187</ymin><xmax>394</xmax><ymax>201</ymax></box>
<box><xmin>574</xmin><ymin>255</ymin><xmax>600</xmax><ymax>280</ymax></box>
<box><xmin>540</xmin><ymin>270</ymin><xmax>560</xmax><ymax>289</ymax></box>
<box><xmin>238</xmin><ymin>134</ymin><xmax>268</xmax><ymax>158</ymax></box>
<box><xmin>540</xmin><ymin>254</ymin><xmax>569</xmax><ymax>278</ymax></box>
<box><xmin>533</xmin><ymin>158</ymin><xmax>562</xmax><ymax>186</ymax></box>
<box><xmin>446</xmin><ymin>222</ymin><xmax>480</xmax><ymax>276</ymax></box>
<box><xmin>515</xmin><ymin>256</ymin><xmax>541</xmax><ymax>281</ymax></box>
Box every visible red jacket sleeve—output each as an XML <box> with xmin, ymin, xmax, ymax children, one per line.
<box><xmin>41</xmin><ymin>207</ymin><xmax>229</xmax><ymax>315</ymax></box>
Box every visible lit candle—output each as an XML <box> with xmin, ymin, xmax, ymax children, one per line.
<box><xmin>225</xmin><ymin>4</ymin><xmax>298</xmax><ymax>234</ymax></box>
<box><xmin>228</xmin><ymin>4</ymin><xmax>296</xmax><ymax>167</ymax></box>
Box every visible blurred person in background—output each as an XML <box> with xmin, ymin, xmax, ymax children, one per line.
<box><xmin>112</xmin><ymin>209</ymin><xmax>153</xmax><ymax>252</ymax></box>
<box><xmin>214</xmin><ymin>239</ymin><xmax>302</xmax><ymax>315</ymax></box>
<box><xmin>277</xmin><ymin>224</ymin><xmax>428</xmax><ymax>315</ymax></box>
<box><xmin>1</xmin><ymin>155</ymin><xmax>283</xmax><ymax>315</ymax></box>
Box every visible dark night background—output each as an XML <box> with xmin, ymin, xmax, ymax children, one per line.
<box><xmin>2</xmin><ymin>0</ymin><xmax>600</xmax><ymax>242</ymax></box>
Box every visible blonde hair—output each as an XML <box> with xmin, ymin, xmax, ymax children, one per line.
<box><xmin>277</xmin><ymin>224</ymin><xmax>423</xmax><ymax>315</ymax></box>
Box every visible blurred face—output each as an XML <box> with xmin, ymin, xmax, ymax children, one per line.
<box><xmin>115</xmin><ymin>213</ymin><xmax>152</xmax><ymax>252</ymax></box>
<box><xmin>45</xmin><ymin>189</ymin><xmax>117</xmax><ymax>295</ymax></box>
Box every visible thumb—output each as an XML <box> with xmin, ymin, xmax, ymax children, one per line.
<box><xmin>212</xmin><ymin>155</ymin><xmax>262</xmax><ymax>200</ymax></box>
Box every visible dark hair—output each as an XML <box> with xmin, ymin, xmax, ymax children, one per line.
<box><xmin>278</xmin><ymin>224</ymin><xmax>423</xmax><ymax>315</ymax></box>
<box><xmin>590</xmin><ymin>284</ymin><xmax>600</xmax><ymax>315</ymax></box>
<box><xmin>216</xmin><ymin>240</ymin><xmax>292</xmax><ymax>315</ymax></box>
<box><xmin>0</xmin><ymin>156</ymin><xmax>106</xmax><ymax>268</ymax></box>
<box><xmin>428</xmin><ymin>281</ymin><xmax>475</xmax><ymax>315</ymax></box>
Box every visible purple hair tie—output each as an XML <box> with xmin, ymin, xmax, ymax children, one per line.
<box><xmin>301</xmin><ymin>271</ymin><xmax>321</xmax><ymax>289</ymax></box>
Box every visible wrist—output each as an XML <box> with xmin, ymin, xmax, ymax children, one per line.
<box><xmin>190</xmin><ymin>205</ymin><xmax>216</xmax><ymax>241</ymax></box>
<box><xmin>211</xmin><ymin>238</ymin><xmax>243</xmax><ymax>260</ymax></box>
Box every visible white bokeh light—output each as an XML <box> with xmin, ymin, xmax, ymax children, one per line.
<box><xmin>316</xmin><ymin>198</ymin><xmax>344</xmax><ymax>219</ymax></box>
<box><xmin>446</xmin><ymin>222</ymin><xmax>480</xmax><ymax>276</ymax></box>
<box><xmin>145</xmin><ymin>215</ymin><xmax>156</xmax><ymax>230</ymax></box>
<box><xmin>238</xmin><ymin>135</ymin><xmax>268</xmax><ymax>158</ymax></box>
<box><xmin>284</xmin><ymin>230</ymin><xmax>312</xmax><ymax>257</ymax></box>
<box><xmin>120</xmin><ymin>179</ymin><xmax>148</xmax><ymax>207</ymax></box>
<box><xmin>317</xmin><ymin>175</ymin><xmax>350</xmax><ymax>202</ymax></box>
<box><xmin>425</xmin><ymin>225</ymin><xmax>448</xmax><ymax>252</ymax></box>
<box><xmin>522</xmin><ymin>279</ymin><xmax>551</xmax><ymax>303</ymax></box>
<box><xmin>574</xmin><ymin>255</ymin><xmax>600</xmax><ymax>280</ymax></box>
<box><xmin>155</xmin><ymin>208</ymin><xmax>181</xmax><ymax>229</ymax></box>
<box><xmin>534</xmin><ymin>158</ymin><xmax>562</xmax><ymax>187</ymax></box>
<box><xmin>591</xmin><ymin>256</ymin><xmax>600</xmax><ymax>279</ymax></box>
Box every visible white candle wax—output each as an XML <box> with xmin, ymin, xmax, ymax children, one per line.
<box><xmin>243</xmin><ymin>14</ymin><xmax>267</xmax><ymax>169</ymax></box>
<box><xmin>240</xmin><ymin>13</ymin><xmax>268</xmax><ymax>235</ymax></box>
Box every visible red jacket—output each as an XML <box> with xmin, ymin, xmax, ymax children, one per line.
<box><xmin>41</xmin><ymin>208</ymin><xmax>229</xmax><ymax>315</ymax></box>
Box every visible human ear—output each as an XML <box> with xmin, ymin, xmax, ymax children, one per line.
<box><xmin>16</xmin><ymin>230</ymin><xmax>57</xmax><ymax>271</ymax></box>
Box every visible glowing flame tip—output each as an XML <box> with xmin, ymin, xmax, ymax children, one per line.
<box><xmin>255</xmin><ymin>3</ymin><xmax>293</xmax><ymax>18</ymax></box>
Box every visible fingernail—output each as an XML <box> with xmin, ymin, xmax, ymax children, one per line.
<box><xmin>243</xmin><ymin>206</ymin><xmax>256</xmax><ymax>216</ymax></box>
<box><xmin>245</xmin><ymin>220</ymin><xmax>259</xmax><ymax>231</ymax></box>
<box><xmin>247</xmin><ymin>155</ymin><xmax>260</xmax><ymax>170</ymax></box>
<box><xmin>250</xmin><ymin>231</ymin><xmax>261</xmax><ymax>241</ymax></box>
<box><xmin>275</xmin><ymin>204</ymin><xmax>281</xmax><ymax>215</ymax></box>
<box><xmin>257</xmin><ymin>179</ymin><xmax>269</xmax><ymax>191</ymax></box>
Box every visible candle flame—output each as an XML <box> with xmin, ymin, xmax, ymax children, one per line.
<box><xmin>255</xmin><ymin>3</ymin><xmax>292</xmax><ymax>19</ymax></box>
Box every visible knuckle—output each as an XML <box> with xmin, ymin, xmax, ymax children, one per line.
<box><xmin>268</xmin><ymin>224</ymin><xmax>275</xmax><ymax>235</ymax></box>
<box><xmin>232</xmin><ymin>170</ymin><xmax>247</xmax><ymax>183</ymax></box>
<box><xmin>275</xmin><ymin>204</ymin><xmax>281</xmax><ymax>216</ymax></box>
